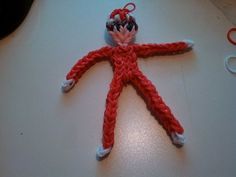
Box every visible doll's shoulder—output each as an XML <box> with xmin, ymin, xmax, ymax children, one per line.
<box><xmin>87</xmin><ymin>46</ymin><xmax>113</xmax><ymax>57</ymax></box>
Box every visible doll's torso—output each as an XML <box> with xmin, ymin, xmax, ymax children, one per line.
<box><xmin>110</xmin><ymin>45</ymin><xmax>139</xmax><ymax>83</ymax></box>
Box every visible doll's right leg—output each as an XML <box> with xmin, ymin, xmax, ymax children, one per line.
<box><xmin>96</xmin><ymin>76</ymin><xmax>123</xmax><ymax>160</ymax></box>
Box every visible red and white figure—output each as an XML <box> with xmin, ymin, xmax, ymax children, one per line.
<box><xmin>62</xmin><ymin>3</ymin><xmax>194</xmax><ymax>160</ymax></box>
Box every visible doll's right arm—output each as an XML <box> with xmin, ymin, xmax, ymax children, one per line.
<box><xmin>62</xmin><ymin>46</ymin><xmax>112</xmax><ymax>93</ymax></box>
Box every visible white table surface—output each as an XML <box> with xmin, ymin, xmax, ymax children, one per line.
<box><xmin>0</xmin><ymin>0</ymin><xmax>236</xmax><ymax>177</ymax></box>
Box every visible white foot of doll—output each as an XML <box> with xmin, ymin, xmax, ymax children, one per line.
<box><xmin>96</xmin><ymin>145</ymin><xmax>112</xmax><ymax>160</ymax></box>
<box><xmin>171</xmin><ymin>132</ymin><xmax>186</xmax><ymax>147</ymax></box>
<box><xmin>61</xmin><ymin>79</ymin><xmax>75</xmax><ymax>93</ymax></box>
<box><xmin>183</xmin><ymin>39</ymin><xmax>194</xmax><ymax>49</ymax></box>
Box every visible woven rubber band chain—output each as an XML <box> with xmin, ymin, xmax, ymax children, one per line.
<box><xmin>225</xmin><ymin>28</ymin><xmax>236</xmax><ymax>74</ymax></box>
<box><xmin>62</xmin><ymin>3</ymin><xmax>194</xmax><ymax>160</ymax></box>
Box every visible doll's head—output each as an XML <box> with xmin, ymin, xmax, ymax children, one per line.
<box><xmin>106</xmin><ymin>3</ymin><xmax>138</xmax><ymax>46</ymax></box>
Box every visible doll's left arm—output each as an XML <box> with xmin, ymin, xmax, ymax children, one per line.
<box><xmin>133</xmin><ymin>40</ymin><xmax>194</xmax><ymax>58</ymax></box>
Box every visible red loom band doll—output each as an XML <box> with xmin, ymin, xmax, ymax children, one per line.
<box><xmin>62</xmin><ymin>3</ymin><xmax>194</xmax><ymax>160</ymax></box>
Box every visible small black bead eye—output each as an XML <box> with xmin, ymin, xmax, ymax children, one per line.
<box><xmin>126</xmin><ymin>23</ymin><xmax>133</xmax><ymax>31</ymax></box>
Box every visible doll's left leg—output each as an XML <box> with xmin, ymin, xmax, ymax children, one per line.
<box><xmin>131</xmin><ymin>71</ymin><xmax>185</xmax><ymax>146</ymax></box>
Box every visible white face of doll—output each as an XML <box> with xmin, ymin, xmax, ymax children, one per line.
<box><xmin>108</xmin><ymin>25</ymin><xmax>137</xmax><ymax>46</ymax></box>
<box><xmin>106</xmin><ymin>15</ymin><xmax>138</xmax><ymax>46</ymax></box>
